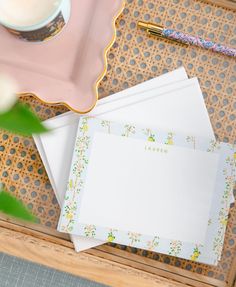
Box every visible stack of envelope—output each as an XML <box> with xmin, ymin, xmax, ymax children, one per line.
<box><xmin>34</xmin><ymin>67</ymin><xmax>235</xmax><ymax>265</ymax></box>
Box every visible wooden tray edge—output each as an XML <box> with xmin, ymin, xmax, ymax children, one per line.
<box><xmin>0</xmin><ymin>219</ymin><xmax>234</xmax><ymax>287</ymax></box>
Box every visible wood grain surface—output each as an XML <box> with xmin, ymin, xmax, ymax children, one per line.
<box><xmin>0</xmin><ymin>221</ymin><xmax>192</xmax><ymax>287</ymax></box>
<box><xmin>0</xmin><ymin>217</ymin><xmax>235</xmax><ymax>287</ymax></box>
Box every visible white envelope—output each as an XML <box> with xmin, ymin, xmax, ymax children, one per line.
<box><xmin>34</xmin><ymin>67</ymin><xmax>216</xmax><ymax>252</ymax></box>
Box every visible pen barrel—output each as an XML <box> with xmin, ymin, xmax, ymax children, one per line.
<box><xmin>138</xmin><ymin>21</ymin><xmax>163</xmax><ymax>36</ymax></box>
<box><xmin>162</xmin><ymin>29</ymin><xmax>236</xmax><ymax>57</ymax></box>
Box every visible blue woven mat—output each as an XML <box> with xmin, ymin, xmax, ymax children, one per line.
<box><xmin>0</xmin><ymin>253</ymin><xmax>107</xmax><ymax>287</ymax></box>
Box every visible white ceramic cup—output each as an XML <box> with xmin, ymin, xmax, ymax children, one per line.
<box><xmin>0</xmin><ymin>0</ymin><xmax>71</xmax><ymax>42</ymax></box>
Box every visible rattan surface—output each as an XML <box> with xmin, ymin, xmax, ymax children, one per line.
<box><xmin>0</xmin><ymin>0</ymin><xmax>236</xmax><ymax>284</ymax></box>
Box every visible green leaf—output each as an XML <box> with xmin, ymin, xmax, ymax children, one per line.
<box><xmin>0</xmin><ymin>190</ymin><xmax>36</xmax><ymax>222</ymax></box>
<box><xmin>0</xmin><ymin>101</ymin><xmax>48</xmax><ymax>136</ymax></box>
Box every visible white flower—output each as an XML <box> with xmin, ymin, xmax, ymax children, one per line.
<box><xmin>0</xmin><ymin>74</ymin><xmax>18</xmax><ymax>114</ymax></box>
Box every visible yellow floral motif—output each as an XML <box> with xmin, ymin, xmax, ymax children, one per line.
<box><xmin>79</xmin><ymin>117</ymin><xmax>90</xmax><ymax>134</ymax></box>
<box><xmin>143</xmin><ymin>128</ymin><xmax>156</xmax><ymax>142</ymax></box>
<box><xmin>220</xmin><ymin>218</ymin><xmax>228</xmax><ymax>226</ymax></box>
<box><xmin>82</xmin><ymin>124</ymin><xmax>88</xmax><ymax>133</ymax></box>
<box><xmin>165</xmin><ymin>132</ymin><xmax>174</xmax><ymax>145</ymax></box>
<box><xmin>107</xmin><ymin>232</ymin><xmax>116</xmax><ymax>242</ymax></box>
<box><xmin>190</xmin><ymin>246</ymin><xmax>201</xmax><ymax>261</ymax></box>
<box><xmin>68</xmin><ymin>179</ymin><xmax>73</xmax><ymax>190</ymax></box>
<box><xmin>66</xmin><ymin>213</ymin><xmax>73</xmax><ymax>220</ymax></box>
<box><xmin>148</xmin><ymin>135</ymin><xmax>155</xmax><ymax>142</ymax></box>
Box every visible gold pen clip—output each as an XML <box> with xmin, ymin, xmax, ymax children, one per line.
<box><xmin>138</xmin><ymin>21</ymin><xmax>188</xmax><ymax>47</ymax></box>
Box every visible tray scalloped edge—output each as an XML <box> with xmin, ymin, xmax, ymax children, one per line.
<box><xmin>19</xmin><ymin>0</ymin><xmax>126</xmax><ymax>114</ymax></box>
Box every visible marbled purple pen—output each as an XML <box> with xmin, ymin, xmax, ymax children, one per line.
<box><xmin>138</xmin><ymin>21</ymin><xmax>236</xmax><ymax>58</ymax></box>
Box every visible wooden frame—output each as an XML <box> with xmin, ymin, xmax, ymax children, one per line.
<box><xmin>0</xmin><ymin>217</ymin><xmax>235</xmax><ymax>287</ymax></box>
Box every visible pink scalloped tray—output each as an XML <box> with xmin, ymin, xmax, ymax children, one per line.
<box><xmin>0</xmin><ymin>0</ymin><xmax>124</xmax><ymax>113</ymax></box>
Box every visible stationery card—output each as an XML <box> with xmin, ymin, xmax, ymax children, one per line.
<box><xmin>35</xmin><ymin>68</ymin><xmax>234</xmax><ymax>255</ymax></box>
<box><xmin>34</xmin><ymin>76</ymin><xmax>218</xmax><ymax>252</ymax></box>
<box><xmin>35</xmin><ymin>67</ymin><xmax>193</xmax><ymax>251</ymax></box>
<box><xmin>58</xmin><ymin>117</ymin><xmax>236</xmax><ymax>265</ymax></box>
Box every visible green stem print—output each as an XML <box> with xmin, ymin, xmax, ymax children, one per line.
<box><xmin>146</xmin><ymin>236</ymin><xmax>159</xmax><ymax>251</ymax></box>
<box><xmin>122</xmin><ymin>124</ymin><xmax>135</xmax><ymax>137</ymax></box>
<box><xmin>61</xmin><ymin>117</ymin><xmax>90</xmax><ymax>232</ymax></box>
<box><xmin>190</xmin><ymin>245</ymin><xmax>201</xmax><ymax>261</ymax></box>
<box><xmin>186</xmin><ymin>136</ymin><xmax>196</xmax><ymax>149</ymax></box>
<box><xmin>168</xmin><ymin>240</ymin><xmax>182</xmax><ymax>256</ymax></box>
<box><xmin>101</xmin><ymin>120</ymin><xmax>111</xmax><ymax>133</ymax></box>
<box><xmin>165</xmin><ymin>132</ymin><xmax>174</xmax><ymax>145</ymax></box>
<box><xmin>143</xmin><ymin>128</ymin><xmax>156</xmax><ymax>142</ymax></box>
<box><xmin>207</xmin><ymin>140</ymin><xmax>221</xmax><ymax>152</ymax></box>
<box><xmin>213</xmin><ymin>153</ymin><xmax>235</xmax><ymax>259</ymax></box>
<box><xmin>84</xmin><ymin>225</ymin><xmax>96</xmax><ymax>238</ymax></box>
<box><xmin>62</xmin><ymin>177</ymin><xmax>84</xmax><ymax>232</ymax></box>
<box><xmin>74</xmin><ymin>136</ymin><xmax>90</xmax><ymax>158</ymax></box>
<box><xmin>128</xmin><ymin>232</ymin><xmax>141</xmax><ymax>246</ymax></box>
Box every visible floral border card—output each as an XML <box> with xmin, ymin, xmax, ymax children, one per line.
<box><xmin>58</xmin><ymin>117</ymin><xmax>236</xmax><ymax>265</ymax></box>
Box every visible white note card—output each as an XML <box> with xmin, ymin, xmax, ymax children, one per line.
<box><xmin>58</xmin><ymin>116</ymin><xmax>235</xmax><ymax>264</ymax></box>
<box><xmin>80</xmin><ymin>132</ymin><xmax>219</xmax><ymax>245</ymax></box>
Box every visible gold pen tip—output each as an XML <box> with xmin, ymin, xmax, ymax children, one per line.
<box><xmin>137</xmin><ymin>21</ymin><xmax>149</xmax><ymax>30</ymax></box>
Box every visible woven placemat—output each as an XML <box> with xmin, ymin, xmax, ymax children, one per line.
<box><xmin>0</xmin><ymin>253</ymin><xmax>107</xmax><ymax>287</ymax></box>
<box><xmin>0</xmin><ymin>0</ymin><xmax>235</xmax><ymax>284</ymax></box>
